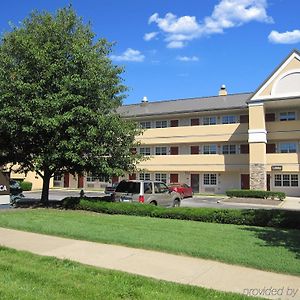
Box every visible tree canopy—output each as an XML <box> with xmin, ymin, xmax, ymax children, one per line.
<box><xmin>0</xmin><ymin>7</ymin><xmax>142</xmax><ymax>203</ymax></box>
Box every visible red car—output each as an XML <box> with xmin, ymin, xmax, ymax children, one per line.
<box><xmin>168</xmin><ymin>183</ymin><xmax>193</xmax><ymax>198</ymax></box>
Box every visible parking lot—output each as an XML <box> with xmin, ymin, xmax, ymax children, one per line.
<box><xmin>0</xmin><ymin>189</ymin><xmax>283</xmax><ymax>210</ymax></box>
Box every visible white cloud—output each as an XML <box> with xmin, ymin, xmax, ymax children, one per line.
<box><xmin>268</xmin><ymin>30</ymin><xmax>300</xmax><ymax>44</ymax></box>
<box><xmin>147</xmin><ymin>0</ymin><xmax>273</xmax><ymax>48</ymax></box>
<box><xmin>176</xmin><ymin>55</ymin><xmax>199</xmax><ymax>61</ymax></box>
<box><xmin>144</xmin><ymin>32</ymin><xmax>158</xmax><ymax>41</ymax></box>
<box><xmin>110</xmin><ymin>48</ymin><xmax>145</xmax><ymax>62</ymax></box>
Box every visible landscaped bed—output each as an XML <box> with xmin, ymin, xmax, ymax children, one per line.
<box><xmin>0</xmin><ymin>209</ymin><xmax>299</xmax><ymax>276</ymax></box>
<box><xmin>0</xmin><ymin>247</ymin><xmax>253</xmax><ymax>300</ymax></box>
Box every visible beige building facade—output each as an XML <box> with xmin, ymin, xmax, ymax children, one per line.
<box><xmin>12</xmin><ymin>50</ymin><xmax>300</xmax><ymax>196</ymax></box>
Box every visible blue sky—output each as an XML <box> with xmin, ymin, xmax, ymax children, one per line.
<box><xmin>1</xmin><ymin>0</ymin><xmax>300</xmax><ymax>104</ymax></box>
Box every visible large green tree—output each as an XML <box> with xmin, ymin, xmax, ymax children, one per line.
<box><xmin>0</xmin><ymin>7</ymin><xmax>141</xmax><ymax>204</ymax></box>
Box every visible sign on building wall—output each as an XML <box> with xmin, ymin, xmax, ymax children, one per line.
<box><xmin>0</xmin><ymin>172</ymin><xmax>10</xmax><ymax>204</ymax></box>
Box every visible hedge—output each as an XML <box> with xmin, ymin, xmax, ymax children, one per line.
<box><xmin>67</xmin><ymin>198</ymin><xmax>300</xmax><ymax>230</ymax></box>
<box><xmin>226</xmin><ymin>189</ymin><xmax>285</xmax><ymax>200</ymax></box>
<box><xmin>20</xmin><ymin>181</ymin><xmax>32</xmax><ymax>191</ymax></box>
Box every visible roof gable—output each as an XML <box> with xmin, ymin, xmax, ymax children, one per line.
<box><xmin>250</xmin><ymin>49</ymin><xmax>300</xmax><ymax>101</ymax></box>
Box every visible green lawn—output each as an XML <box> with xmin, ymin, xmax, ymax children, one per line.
<box><xmin>0</xmin><ymin>209</ymin><xmax>299</xmax><ymax>275</ymax></box>
<box><xmin>0</xmin><ymin>247</ymin><xmax>254</xmax><ymax>300</ymax></box>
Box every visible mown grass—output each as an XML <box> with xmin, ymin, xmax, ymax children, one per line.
<box><xmin>0</xmin><ymin>247</ymin><xmax>254</xmax><ymax>300</ymax></box>
<box><xmin>0</xmin><ymin>209</ymin><xmax>299</xmax><ymax>275</ymax></box>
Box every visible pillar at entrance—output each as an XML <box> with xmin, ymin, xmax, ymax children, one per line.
<box><xmin>248</xmin><ymin>103</ymin><xmax>267</xmax><ymax>190</ymax></box>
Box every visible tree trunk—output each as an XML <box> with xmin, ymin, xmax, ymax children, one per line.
<box><xmin>41</xmin><ymin>169</ymin><xmax>51</xmax><ymax>206</ymax></box>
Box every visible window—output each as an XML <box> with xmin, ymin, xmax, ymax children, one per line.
<box><xmin>203</xmin><ymin>116</ymin><xmax>217</xmax><ymax>125</ymax></box>
<box><xmin>155</xmin><ymin>120</ymin><xmax>168</xmax><ymax>128</ymax></box>
<box><xmin>203</xmin><ymin>174</ymin><xmax>217</xmax><ymax>185</ymax></box>
<box><xmin>155</xmin><ymin>173</ymin><xmax>167</xmax><ymax>183</ymax></box>
<box><xmin>139</xmin><ymin>173</ymin><xmax>151</xmax><ymax>181</ymax></box>
<box><xmin>203</xmin><ymin>144</ymin><xmax>217</xmax><ymax>154</ymax></box>
<box><xmin>154</xmin><ymin>182</ymin><xmax>169</xmax><ymax>193</ymax></box>
<box><xmin>170</xmin><ymin>120</ymin><xmax>179</xmax><ymax>127</ymax></box>
<box><xmin>274</xmin><ymin>174</ymin><xmax>298</xmax><ymax>187</ymax></box>
<box><xmin>139</xmin><ymin>147</ymin><xmax>151</xmax><ymax>155</ymax></box>
<box><xmin>222</xmin><ymin>115</ymin><xmax>236</xmax><ymax>124</ymax></box>
<box><xmin>87</xmin><ymin>173</ymin><xmax>98</xmax><ymax>182</ymax></box>
<box><xmin>191</xmin><ymin>118</ymin><xmax>200</xmax><ymax>126</ymax></box>
<box><xmin>54</xmin><ymin>173</ymin><xmax>62</xmax><ymax>181</ymax></box>
<box><xmin>280</xmin><ymin>112</ymin><xmax>295</xmax><ymax>121</ymax></box>
<box><xmin>140</xmin><ymin>121</ymin><xmax>151</xmax><ymax>129</ymax></box>
<box><xmin>190</xmin><ymin>146</ymin><xmax>199</xmax><ymax>154</ymax></box>
<box><xmin>155</xmin><ymin>147</ymin><xmax>167</xmax><ymax>155</ymax></box>
<box><xmin>279</xmin><ymin>143</ymin><xmax>297</xmax><ymax>153</ymax></box>
<box><xmin>222</xmin><ymin>144</ymin><xmax>236</xmax><ymax>154</ymax></box>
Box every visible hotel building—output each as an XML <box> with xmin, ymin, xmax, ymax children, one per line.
<box><xmin>12</xmin><ymin>50</ymin><xmax>300</xmax><ymax>196</ymax></box>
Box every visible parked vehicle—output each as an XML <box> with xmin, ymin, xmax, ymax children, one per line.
<box><xmin>104</xmin><ymin>182</ymin><xmax>119</xmax><ymax>195</ymax></box>
<box><xmin>168</xmin><ymin>183</ymin><xmax>193</xmax><ymax>198</ymax></box>
<box><xmin>114</xmin><ymin>180</ymin><xmax>181</xmax><ymax>207</ymax></box>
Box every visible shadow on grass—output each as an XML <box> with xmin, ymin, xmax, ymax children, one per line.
<box><xmin>242</xmin><ymin>226</ymin><xmax>300</xmax><ymax>259</ymax></box>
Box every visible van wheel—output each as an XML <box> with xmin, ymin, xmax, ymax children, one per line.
<box><xmin>150</xmin><ymin>201</ymin><xmax>157</xmax><ymax>206</ymax></box>
<box><xmin>173</xmin><ymin>199</ymin><xmax>180</xmax><ymax>207</ymax></box>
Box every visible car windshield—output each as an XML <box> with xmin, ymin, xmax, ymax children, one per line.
<box><xmin>115</xmin><ymin>181</ymin><xmax>140</xmax><ymax>194</ymax></box>
<box><xmin>169</xmin><ymin>183</ymin><xmax>180</xmax><ymax>187</ymax></box>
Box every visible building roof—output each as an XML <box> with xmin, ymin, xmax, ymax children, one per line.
<box><xmin>117</xmin><ymin>92</ymin><xmax>253</xmax><ymax>118</ymax></box>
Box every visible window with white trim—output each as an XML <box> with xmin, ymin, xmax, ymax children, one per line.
<box><xmin>222</xmin><ymin>115</ymin><xmax>236</xmax><ymax>124</ymax></box>
<box><xmin>274</xmin><ymin>174</ymin><xmax>298</xmax><ymax>187</ymax></box>
<box><xmin>140</xmin><ymin>121</ymin><xmax>151</xmax><ymax>129</ymax></box>
<box><xmin>155</xmin><ymin>146</ymin><xmax>167</xmax><ymax>155</ymax></box>
<box><xmin>203</xmin><ymin>116</ymin><xmax>217</xmax><ymax>125</ymax></box>
<box><xmin>139</xmin><ymin>147</ymin><xmax>151</xmax><ymax>156</ymax></box>
<box><xmin>155</xmin><ymin>120</ymin><xmax>168</xmax><ymax>128</ymax></box>
<box><xmin>222</xmin><ymin>144</ymin><xmax>236</xmax><ymax>154</ymax></box>
<box><xmin>203</xmin><ymin>174</ymin><xmax>217</xmax><ymax>185</ymax></box>
<box><xmin>279</xmin><ymin>112</ymin><xmax>295</xmax><ymax>121</ymax></box>
<box><xmin>279</xmin><ymin>142</ymin><xmax>297</xmax><ymax>153</ymax></box>
<box><xmin>155</xmin><ymin>173</ymin><xmax>167</xmax><ymax>183</ymax></box>
<box><xmin>203</xmin><ymin>144</ymin><xmax>217</xmax><ymax>154</ymax></box>
<box><xmin>139</xmin><ymin>173</ymin><xmax>151</xmax><ymax>181</ymax></box>
<box><xmin>54</xmin><ymin>173</ymin><xmax>62</xmax><ymax>181</ymax></box>
<box><xmin>87</xmin><ymin>173</ymin><xmax>98</xmax><ymax>182</ymax></box>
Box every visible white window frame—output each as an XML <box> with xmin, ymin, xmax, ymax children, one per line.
<box><xmin>203</xmin><ymin>174</ymin><xmax>217</xmax><ymax>186</ymax></box>
<box><xmin>274</xmin><ymin>174</ymin><xmax>299</xmax><ymax>187</ymax></box>
<box><xmin>155</xmin><ymin>173</ymin><xmax>167</xmax><ymax>183</ymax></box>
<box><xmin>87</xmin><ymin>172</ymin><xmax>98</xmax><ymax>182</ymax></box>
<box><xmin>139</xmin><ymin>147</ymin><xmax>151</xmax><ymax>156</ymax></box>
<box><xmin>279</xmin><ymin>142</ymin><xmax>297</xmax><ymax>153</ymax></box>
<box><xmin>140</xmin><ymin>121</ymin><xmax>151</xmax><ymax>129</ymax></box>
<box><xmin>222</xmin><ymin>144</ymin><xmax>237</xmax><ymax>154</ymax></box>
<box><xmin>155</xmin><ymin>120</ymin><xmax>168</xmax><ymax>128</ymax></box>
<box><xmin>279</xmin><ymin>112</ymin><xmax>296</xmax><ymax>121</ymax></box>
<box><xmin>155</xmin><ymin>146</ymin><xmax>167</xmax><ymax>155</ymax></box>
<box><xmin>139</xmin><ymin>173</ymin><xmax>151</xmax><ymax>181</ymax></box>
<box><xmin>203</xmin><ymin>144</ymin><xmax>217</xmax><ymax>154</ymax></box>
<box><xmin>222</xmin><ymin>115</ymin><xmax>237</xmax><ymax>124</ymax></box>
<box><xmin>54</xmin><ymin>173</ymin><xmax>62</xmax><ymax>181</ymax></box>
<box><xmin>203</xmin><ymin>116</ymin><xmax>217</xmax><ymax>125</ymax></box>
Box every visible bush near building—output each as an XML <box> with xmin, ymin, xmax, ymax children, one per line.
<box><xmin>226</xmin><ymin>189</ymin><xmax>285</xmax><ymax>200</ymax></box>
<box><xmin>20</xmin><ymin>181</ymin><xmax>32</xmax><ymax>191</ymax></box>
<box><xmin>62</xmin><ymin>198</ymin><xmax>300</xmax><ymax>230</ymax></box>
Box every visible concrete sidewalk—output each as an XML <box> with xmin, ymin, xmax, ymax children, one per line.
<box><xmin>0</xmin><ymin>228</ymin><xmax>299</xmax><ymax>299</ymax></box>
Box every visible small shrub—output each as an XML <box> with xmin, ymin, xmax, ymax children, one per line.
<box><xmin>20</xmin><ymin>181</ymin><xmax>32</xmax><ymax>191</ymax></box>
<box><xmin>226</xmin><ymin>189</ymin><xmax>285</xmax><ymax>200</ymax></box>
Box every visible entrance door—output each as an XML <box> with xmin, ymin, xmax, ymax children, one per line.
<box><xmin>112</xmin><ymin>176</ymin><xmax>119</xmax><ymax>184</ymax></box>
<box><xmin>241</xmin><ymin>174</ymin><xmax>250</xmax><ymax>190</ymax></box>
<box><xmin>77</xmin><ymin>175</ymin><xmax>84</xmax><ymax>188</ymax></box>
<box><xmin>63</xmin><ymin>173</ymin><xmax>70</xmax><ymax>188</ymax></box>
<box><xmin>170</xmin><ymin>174</ymin><xmax>178</xmax><ymax>183</ymax></box>
<box><xmin>191</xmin><ymin>174</ymin><xmax>199</xmax><ymax>193</ymax></box>
<box><xmin>129</xmin><ymin>173</ymin><xmax>136</xmax><ymax>180</ymax></box>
